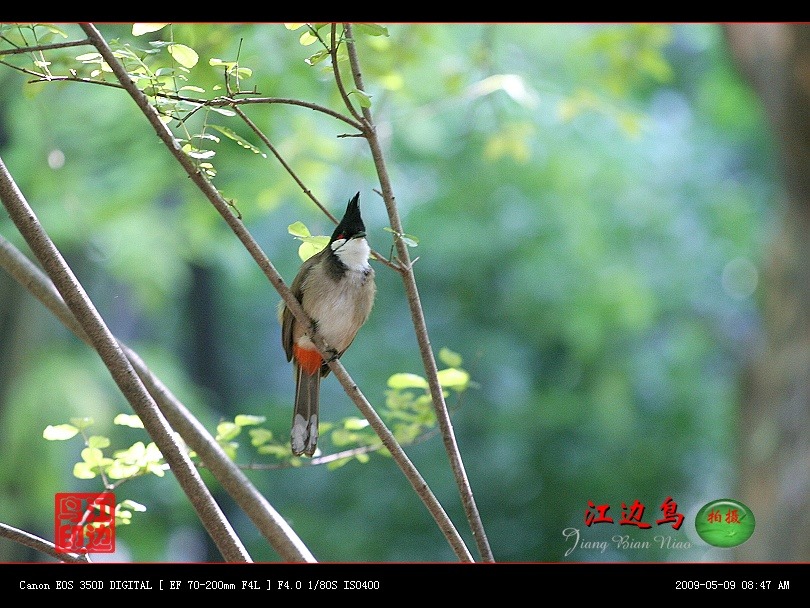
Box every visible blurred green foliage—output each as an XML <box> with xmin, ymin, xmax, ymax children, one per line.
<box><xmin>0</xmin><ymin>23</ymin><xmax>775</xmax><ymax>562</ymax></box>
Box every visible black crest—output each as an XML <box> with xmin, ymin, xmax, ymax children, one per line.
<box><xmin>330</xmin><ymin>192</ymin><xmax>366</xmax><ymax>243</ymax></box>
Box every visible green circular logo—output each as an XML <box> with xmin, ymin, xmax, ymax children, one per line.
<box><xmin>695</xmin><ymin>499</ymin><xmax>755</xmax><ymax>548</ymax></box>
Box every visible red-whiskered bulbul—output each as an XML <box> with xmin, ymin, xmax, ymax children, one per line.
<box><xmin>280</xmin><ymin>192</ymin><xmax>376</xmax><ymax>456</ymax></box>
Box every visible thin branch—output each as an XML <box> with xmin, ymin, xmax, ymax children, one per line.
<box><xmin>0</xmin><ymin>523</ymin><xmax>91</xmax><ymax>564</ymax></box>
<box><xmin>326</xmin><ymin>362</ymin><xmax>473</xmax><ymax>561</ymax></box>
<box><xmin>329</xmin><ymin>24</ymin><xmax>363</xmax><ymax>123</ymax></box>
<box><xmin>2</xmin><ymin>59</ymin><xmax>362</xmax><ymax>130</ymax></box>
<box><xmin>234</xmin><ymin>106</ymin><xmax>336</xmax><ymax>220</ymax></box>
<box><xmin>0</xmin><ymin>59</ymin><xmax>57</xmax><ymax>82</ymax></box>
<box><xmin>0</xmin><ymin>37</ymin><xmax>92</xmax><ymax>54</ymax></box>
<box><xmin>214</xmin><ymin>96</ymin><xmax>363</xmax><ymax>130</ymax></box>
<box><xmin>24</xmin><ymin>73</ymin><xmax>132</xmax><ymax>90</ymax></box>
<box><xmin>233</xmin><ymin>105</ymin><xmax>401</xmax><ymax>271</ymax></box>
<box><xmin>124</xmin><ymin>347</ymin><xmax>317</xmax><ymax>562</ymax></box>
<box><xmin>343</xmin><ymin>23</ymin><xmax>495</xmax><ymax>562</ymax></box>
<box><xmin>0</xmin><ymin>156</ymin><xmax>250</xmax><ymax>564</ymax></box>
<box><xmin>0</xmin><ymin>233</ymin><xmax>316</xmax><ymax>563</ymax></box>
<box><xmin>244</xmin><ymin>423</ymin><xmax>443</xmax><ymax>470</ymax></box>
<box><xmin>80</xmin><ymin>22</ymin><xmax>472</xmax><ymax>562</ymax></box>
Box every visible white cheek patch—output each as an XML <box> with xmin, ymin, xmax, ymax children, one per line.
<box><xmin>334</xmin><ymin>237</ymin><xmax>371</xmax><ymax>270</ymax></box>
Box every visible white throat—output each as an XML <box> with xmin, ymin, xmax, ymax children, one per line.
<box><xmin>331</xmin><ymin>237</ymin><xmax>371</xmax><ymax>270</ymax></box>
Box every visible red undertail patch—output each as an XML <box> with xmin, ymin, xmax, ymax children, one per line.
<box><xmin>294</xmin><ymin>344</ymin><xmax>323</xmax><ymax>375</ymax></box>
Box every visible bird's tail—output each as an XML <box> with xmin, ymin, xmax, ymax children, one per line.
<box><xmin>291</xmin><ymin>365</ymin><xmax>320</xmax><ymax>456</ymax></box>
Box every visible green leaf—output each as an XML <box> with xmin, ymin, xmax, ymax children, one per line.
<box><xmin>146</xmin><ymin>462</ymin><xmax>168</xmax><ymax>477</ymax></box>
<box><xmin>182</xmin><ymin>144</ymin><xmax>216</xmax><ymax>159</ymax></box>
<box><xmin>387</xmin><ymin>373</ymin><xmax>429</xmax><ymax>390</ymax></box>
<box><xmin>257</xmin><ymin>443</ymin><xmax>290</xmax><ymax>457</ymax></box>
<box><xmin>331</xmin><ymin>429</ymin><xmax>356</xmax><ymax>447</ymax></box>
<box><xmin>81</xmin><ymin>447</ymin><xmax>112</xmax><ymax>470</ymax></box>
<box><xmin>248</xmin><ymin>428</ymin><xmax>274</xmax><ymax>446</ymax></box>
<box><xmin>288</xmin><ymin>221</ymin><xmax>312</xmax><ymax>238</ymax></box>
<box><xmin>299</xmin><ymin>31</ymin><xmax>318</xmax><ymax>46</ymax></box>
<box><xmin>43</xmin><ymin>424</ymin><xmax>79</xmax><ymax>440</ymax></box>
<box><xmin>437</xmin><ymin>368</ymin><xmax>470</xmax><ymax>390</ymax></box>
<box><xmin>192</xmin><ymin>133</ymin><xmax>220</xmax><ymax>143</ymax></box>
<box><xmin>208</xmin><ymin>58</ymin><xmax>252</xmax><ymax>80</ymax></box>
<box><xmin>216</xmin><ymin>421</ymin><xmax>240</xmax><ymax>441</ymax></box>
<box><xmin>113</xmin><ymin>441</ymin><xmax>145</xmax><ymax>463</ymax></box>
<box><xmin>438</xmin><ymin>347</ymin><xmax>463</xmax><ymax>368</ymax></box>
<box><xmin>208</xmin><ymin>125</ymin><xmax>266</xmax><ymax>157</ymax></box>
<box><xmin>306</xmin><ymin>50</ymin><xmax>330</xmax><ymax>66</ymax></box>
<box><xmin>168</xmin><ymin>44</ymin><xmax>199</xmax><ymax>69</ymax></box>
<box><xmin>106</xmin><ymin>461</ymin><xmax>141</xmax><ymax>479</ymax></box>
<box><xmin>393</xmin><ymin>422</ymin><xmax>423</xmax><ymax>444</ymax></box>
<box><xmin>220</xmin><ymin>442</ymin><xmax>238</xmax><ymax>461</ymax></box>
<box><xmin>343</xmin><ymin>417</ymin><xmax>370</xmax><ymax>430</ymax></box>
<box><xmin>116</xmin><ymin>510</ymin><xmax>133</xmax><ymax>524</ymax></box>
<box><xmin>351</xmin><ymin>88</ymin><xmax>372</xmax><ymax>108</ymax></box>
<box><xmin>326</xmin><ymin>456</ymin><xmax>353</xmax><ymax>470</ymax></box>
<box><xmin>120</xmin><ymin>499</ymin><xmax>147</xmax><ymax>512</ymax></box>
<box><xmin>87</xmin><ymin>435</ymin><xmax>111</xmax><ymax>449</ymax></box>
<box><xmin>132</xmin><ymin>23</ymin><xmax>168</xmax><ymax>36</ymax></box>
<box><xmin>285</xmin><ymin>23</ymin><xmax>306</xmax><ymax>30</ymax></box>
<box><xmin>144</xmin><ymin>442</ymin><xmax>163</xmax><ymax>462</ymax></box>
<box><xmin>114</xmin><ymin>413</ymin><xmax>144</xmax><ymax>428</ymax></box>
<box><xmin>115</xmin><ymin>500</ymin><xmax>145</xmax><ymax>525</ymax></box>
<box><xmin>69</xmin><ymin>417</ymin><xmax>94</xmax><ymax>430</ymax></box>
<box><xmin>383</xmin><ymin>227</ymin><xmax>419</xmax><ymax>247</ymax></box>
<box><xmin>234</xmin><ymin>414</ymin><xmax>266</xmax><ymax>426</ymax></box>
<box><xmin>209</xmin><ymin>107</ymin><xmax>237</xmax><ymax>117</ymax></box>
<box><xmin>39</xmin><ymin>24</ymin><xmax>69</xmax><ymax>39</ymax></box>
<box><xmin>75</xmin><ymin>52</ymin><xmax>103</xmax><ymax>62</ymax></box>
<box><xmin>355</xmin><ymin>24</ymin><xmax>389</xmax><ymax>37</ymax></box>
<box><xmin>73</xmin><ymin>462</ymin><xmax>97</xmax><ymax>479</ymax></box>
<box><xmin>298</xmin><ymin>238</ymin><xmax>329</xmax><ymax>261</ymax></box>
<box><xmin>288</xmin><ymin>223</ymin><xmax>329</xmax><ymax>260</ymax></box>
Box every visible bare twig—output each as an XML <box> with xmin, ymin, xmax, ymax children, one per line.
<box><xmin>0</xmin><ymin>157</ymin><xmax>251</xmax><ymax>564</ymax></box>
<box><xmin>243</xmin><ymin>424</ymin><xmax>443</xmax><ymax>470</ymax></box>
<box><xmin>0</xmin><ymin>37</ymin><xmax>92</xmax><ymax>54</ymax></box>
<box><xmin>232</xmin><ymin>105</ymin><xmax>401</xmax><ymax>271</ymax></box>
<box><xmin>24</xmin><ymin>73</ymin><xmax>131</xmax><ymax>90</ymax></box>
<box><xmin>2</xmin><ymin>53</ymin><xmax>362</xmax><ymax>129</ymax></box>
<box><xmin>79</xmin><ymin>22</ymin><xmax>472</xmax><ymax>562</ymax></box>
<box><xmin>0</xmin><ymin>523</ymin><xmax>91</xmax><ymax>564</ymax></box>
<box><xmin>214</xmin><ymin>97</ymin><xmax>363</xmax><ymax>130</ymax></box>
<box><xmin>343</xmin><ymin>23</ymin><xmax>495</xmax><ymax>562</ymax></box>
<box><xmin>329</xmin><ymin>24</ymin><xmax>363</xmax><ymax>123</ymax></box>
<box><xmin>0</xmin><ymin>233</ymin><xmax>316</xmax><ymax>563</ymax></box>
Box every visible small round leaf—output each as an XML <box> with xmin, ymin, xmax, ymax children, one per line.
<box><xmin>387</xmin><ymin>373</ymin><xmax>429</xmax><ymax>390</ymax></box>
<box><xmin>43</xmin><ymin>424</ymin><xmax>79</xmax><ymax>441</ymax></box>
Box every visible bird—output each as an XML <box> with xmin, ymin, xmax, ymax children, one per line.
<box><xmin>280</xmin><ymin>192</ymin><xmax>376</xmax><ymax>456</ymax></box>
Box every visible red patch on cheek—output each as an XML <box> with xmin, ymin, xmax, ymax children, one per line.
<box><xmin>294</xmin><ymin>344</ymin><xmax>323</xmax><ymax>375</ymax></box>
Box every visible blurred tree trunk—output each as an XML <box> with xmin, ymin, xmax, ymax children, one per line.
<box><xmin>726</xmin><ymin>24</ymin><xmax>810</xmax><ymax>561</ymax></box>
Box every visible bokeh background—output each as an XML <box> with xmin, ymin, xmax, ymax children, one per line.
<box><xmin>0</xmin><ymin>23</ymin><xmax>807</xmax><ymax>562</ymax></box>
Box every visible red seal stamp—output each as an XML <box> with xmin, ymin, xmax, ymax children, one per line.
<box><xmin>54</xmin><ymin>492</ymin><xmax>115</xmax><ymax>553</ymax></box>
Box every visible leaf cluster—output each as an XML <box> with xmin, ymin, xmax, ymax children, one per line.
<box><xmin>43</xmin><ymin>416</ymin><xmax>156</xmax><ymax>525</ymax></box>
